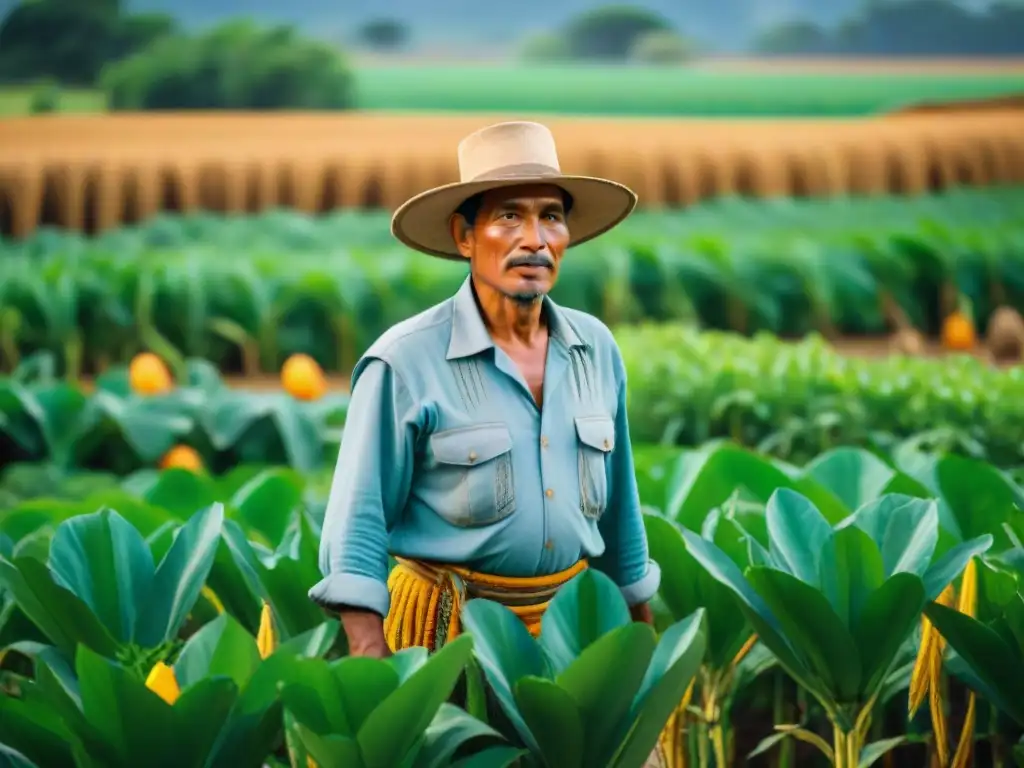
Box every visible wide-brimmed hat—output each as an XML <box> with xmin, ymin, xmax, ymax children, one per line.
<box><xmin>390</xmin><ymin>121</ymin><xmax>638</xmax><ymax>260</ymax></box>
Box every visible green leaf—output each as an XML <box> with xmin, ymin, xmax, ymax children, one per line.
<box><xmin>645</xmin><ymin>513</ymin><xmax>748</xmax><ymax>670</ymax></box>
<box><xmin>461</xmin><ymin>598</ymin><xmax>548</xmax><ymax>753</ymax></box>
<box><xmin>802</xmin><ymin>447</ymin><xmax>895</xmax><ymax>511</ymax></box>
<box><xmin>921</xmin><ymin>536</ymin><xmax>994</xmax><ymax>600</ymax></box>
<box><xmin>747</xmin><ymin>567</ymin><xmax>862</xmax><ymax>705</ymax></box>
<box><xmin>830</xmin><ymin>525</ymin><xmax>884</xmax><ymax>629</ymax></box>
<box><xmin>539</xmin><ymin>569</ymin><xmax>631</xmax><ymax>675</ymax></box>
<box><xmin>765</xmin><ymin>488</ymin><xmax>834</xmax><ymax>585</ymax></box>
<box><xmin>335</xmin><ymin>657</ymin><xmax>402</xmax><ymax>735</ymax></box>
<box><xmin>48</xmin><ymin>508</ymin><xmax>155</xmax><ymax>645</ymax></box>
<box><xmin>923</xmin><ymin>601</ymin><xmax>1024</xmax><ymax>726</ymax></box>
<box><xmin>173</xmin><ymin>613</ymin><xmax>261</xmax><ymax>690</ymax></box>
<box><xmin>415</xmin><ymin>703</ymin><xmax>507</xmax><ymax>768</ymax></box>
<box><xmin>449</xmin><ymin>745</ymin><xmax>526</xmax><ymax>768</ymax></box>
<box><xmin>611</xmin><ymin>608</ymin><xmax>706</xmax><ymax>768</ymax></box>
<box><xmin>230</xmin><ymin>467</ymin><xmax>304</xmax><ymax>544</ymax></box>
<box><xmin>843</xmin><ymin>495</ymin><xmax>939</xmax><ymax>579</ymax></box>
<box><xmin>858</xmin><ymin>735</ymin><xmax>915</xmax><ymax>767</ymax></box>
<box><xmin>666</xmin><ymin>443</ymin><xmax>848</xmax><ymax>530</ymax></box>
<box><xmin>135</xmin><ymin>503</ymin><xmax>224</xmax><ymax>646</ymax></box>
<box><xmin>852</xmin><ymin>573</ymin><xmax>925</xmax><ymax>699</ymax></box>
<box><xmin>0</xmin><ymin>686</ymin><xmax>76</xmax><ymax>768</ymax></box>
<box><xmin>557</xmin><ymin>622</ymin><xmax>656</xmax><ymax>766</ymax></box>
<box><xmin>75</xmin><ymin>644</ymin><xmax>178</xmax><ymax>765</ymax></box>
<box><xmin>0</xmin><ymin>555</ymin><xmax>118</xmax><ymax>658</ymax></box>
<box><xmin>357</xmin><ymin>634</ymin><xmax>474</xmax><ymax>768</ymax></box>
<box><xmin>295</xmin><ymin>726</ymin><xmax>364</xmax><ymax>768</ymax></box>
<box><xmin>514</xmin><ymin>677</ymin><xmax>585</xmax><ymax>768</ymax></box>
<box><xmin>142</xmin><ymin>469</ymin><xmax>217</xmax><ymax>518</ymax></box>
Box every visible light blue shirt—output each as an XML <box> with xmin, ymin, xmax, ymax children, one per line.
<box><xmin>309</xmin><ymin>275</ymin><xmax>661</xmax><ymax>619</ymax></box>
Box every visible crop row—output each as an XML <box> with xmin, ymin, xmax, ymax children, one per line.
<box><xmin>2</xmin><ymin>109</ymin><xmax>1023</xmax><ymax>238</ymax></box>
<box><xmin>3</xmin><ymin>320</ymin><xmax>1024</xmax><ymax>485</ymax></box>
<box><xmin>2</xmin><ymin>186</ymin><xmax>1024</xmax><ymax>378</ymax></box>
<box><xmin>0</xmin><ymin>438</ymin><xmax>1021</xmax><ymax>766</ymax></box>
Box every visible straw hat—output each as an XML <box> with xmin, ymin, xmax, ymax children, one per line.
<box><xmin>390</xmin><ymin>121</ymin><xmax>638</xmax><ymax>260</ymax></box>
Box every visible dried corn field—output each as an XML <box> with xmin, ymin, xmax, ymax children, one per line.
<box><xmin>1</xmin><ymin>109</ymin><xmax>1023</xmax><ymax>238</ymax></box>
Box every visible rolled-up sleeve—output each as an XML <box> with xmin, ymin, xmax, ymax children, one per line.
<box><xmin>308</xmin><ymin>357</ymin><xmax>417</xmax><ymax>618</ymax></box>
<box><xmin>592</xmin><ymin>349</ymin><xmax>661</xmax><ymax>606</ymax></box>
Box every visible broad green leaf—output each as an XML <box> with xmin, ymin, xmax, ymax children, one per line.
<box><xmin>937</xmin><ymin>454</ymin><xmax>1024</xmax><ymax>547</ymax></box>
<box><xmin>645</xmin><ymin>514</ymin><xmax>747</xmax><ymax>669</ymax></box>
<box><xmin>281</xmin><ymin>658</ymin><xmax>358</xmax><ymax>736</ymax></box>
<box><xmin>765</xmin><ymin>488</ymin><xmax>833</xmax><ymax>585</ymax></box>
<box><xmin>843</xmin><ymin>495</ymin><xmax>939</xmax><ymax>578</ymax></box>
<box><xmin>295</xmin><ymin>728</ymin><xmax>364</xmax><ymax>768</ymax></box>
<box><xmin>557</xmin><ymin>622</ymin><xmax>655</xmax><ymax>766</ymax></box>
<box><xmin>514</xmin><ymin>676</ymin><xmax>585</xmax><ymax>768</ymax></box>
<box><xmin>539</xmin><ymin>569</ymin><xmax>631</xmax><ymax>675</ymax></box>
<box><xmin>851</xmin><ymin>573</ymin><xmax>925</xmax><ymax>699</ymax></box>
<box><xmin>921</xmin><ymin>537</ymin><xmax>994</xmax><ymax>600</ymax></box>
<box><xmin>611</xmin><ymin>609</ymin><xmax>707</xmax><ymax>768</ymax></box>
<box><xmin>461</xmin><ymin>599</ymin><xmax>548</xmax><ymax>754</ymax></box>
<box><xmin>48</xmin><ymin>508</ymin><xmax>155</xmax><ymax>645</ymax></box>
<box><xmin>142</xmin><ymin>469</ymin><xmax>217</xmax><ymax>518</ymax></box>
<box><xmin>230</xmin><ymin>467</ymin><xmax>305</xmax><ymax>544</ymax></box>
<box><xmin>923</xmin><ymin>601</ymin><xmax>1024</xmax><ymax>726</ymax></box>
<box><xmin>747</xmin><ymin>567</ymin><xmax>862</xmax><ymax>704</ymax></box>
<box><xmin>75</xmin><ymin>644</ymin><xmax>178</xmax><ymax>765</ymax></box>
<box><xmin>802</xmin><ymin>447</ymin><xmax>894</xmax><ymax>511</ymax></box>
<box><xmin>415</xmin><ymin>703</ymin><xmax>507</xmax><ymax>768</ymax></box>
<box><xmin>357</xmin><ymin>634</ymin><xmax>474</xmax><ymax>768</ymax></box>
<box><xmin>666</xmin><ymin>443</ymin><xmax>847</xmax><ymax>530</ymax></box>
<box><xmin>450</xmin><ymin>745</ymin><xmax>526</xmax><ymax>768</ymax></box>
<box><xmin>830</xmin><ymin>525</ymin><xmax>884</xmax><ymax>629</ymax></box>
<box><xmin>0</xmin><ymin>687</ymin><xmax>76</xmax><ymax>768</ymax></box>
<box><xmin>135</xmin><ymin>503</ymin><xmax>224</xmax><ymax>646</ymax></box>
<box><xmin>173</xmin><ymin>613</ymin><xmax>260</xmax><ymax>690</ymax></box>
<box><xmin>336</xmin><ymin>657</ymin><xmax>402</xmax><ymax>735</ymax></box>
<box><xmin>0</xmin><ymin>556</ymin><xmax>118</xmax><ymax>658</ymax></box>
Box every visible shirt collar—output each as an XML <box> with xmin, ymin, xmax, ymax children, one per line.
<box><xmin>446</xmin><ymin>275</ymin><xmax>586</xmax><ymax>361</ymax></box>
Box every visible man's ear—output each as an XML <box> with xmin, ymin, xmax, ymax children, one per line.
<box><xmin>449</xmin><ymin>214</ymin><xmax>473</xmax><ymax>259</ymax></box>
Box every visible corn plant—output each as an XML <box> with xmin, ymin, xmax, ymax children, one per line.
<box><xmin>458</xmin><ymin>568</ymin><xmax>707</xmax><ymax>768</ymax></box>
<box><xmin>682</xmin><ymin>489</ymin><xmax>993</xmax><ymax>767</ymax></box>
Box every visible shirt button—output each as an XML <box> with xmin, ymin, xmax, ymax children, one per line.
<box><xmin>545</xmin><ymin>488</ymin><xmax>553</xmax><ymax>498</ymax></box>
<box><xmin>468</xmin><ymin>451</ymin><xmax>477</xmax><ymax>463</ymax></box>
<box><xmin>544</xmin><ymin>539</ymin><xmax>554</xmax><ymax>550</ymax></box>
<box><xmin>540</xmin><ymin>436</ymin><xmax>549</xmax><ymax>448</ymax></box>
<box><xmin>603</xmin><ymin>439</ymin><xmax>611</xmax><ymax>449</ymax></box>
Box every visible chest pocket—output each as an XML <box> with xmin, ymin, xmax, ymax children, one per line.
<box><xmin>426</xmin><ymin>423</ymin><xmax>515</xmax><ymax>527</ymax></box>
<box><xmin>575</xmin><ymin>415</ymin><xmax>615</xmax><ymax>521</ymax></box>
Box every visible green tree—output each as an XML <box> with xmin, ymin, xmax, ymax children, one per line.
<box><xmin>563</xmin><ymin>5</ymin><xmax>674</xmax><ymax>60</ymax></box>
<box><xmin>357</xmin><ymin>18</ymin><xmax>408</xmax><ymax>50</ymax></box>
<box><xmin>102</xmin><ymin>20</ymin><xmax>355</xmax><ymax>111</ymax></box>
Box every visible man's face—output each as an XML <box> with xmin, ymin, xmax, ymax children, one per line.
<box><xmin>450</xmin><ymin>183</ymin><xmax>570</xmax><ymax>305</ymax></box>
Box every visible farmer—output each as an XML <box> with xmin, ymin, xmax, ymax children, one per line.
<box><xmin>309</xmin><ymin>120</ymin><xmax>660</xmax><ymax>659</ymax></box>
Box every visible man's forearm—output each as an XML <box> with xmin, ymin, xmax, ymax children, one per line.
<box><xmin>336</xmin><ymin>606</ymin><xmax>392</xmax><ymax>658</ymax></box>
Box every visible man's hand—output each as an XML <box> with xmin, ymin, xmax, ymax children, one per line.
<box><xmin>629</xmin><ymin>601</ymin><xmax>654</xmax><ymax>625</ymax></box>
<box><xmin>338</xmin><ymin>608</ymin><xmax>392</xmax><ymax>658</ymax></box>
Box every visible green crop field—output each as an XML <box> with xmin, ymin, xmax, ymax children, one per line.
<box><xmin>354</xmin><ymin>65</ymin><xmax>1024</xmax><ymax>116</ymax></box>
<box><xmin>1</xmin><ymin>346</ymin><xmax>1023</xmax><ymax>765</ymax></box>
<box><xmin>2</xmin><ymin>186</ymin><xmax>1022</xmax><ymax>380</ymax></box>
<box><xmin>2</xmin><ymin>66</ymin><xmax>1023</xmax><ymax>116</ymax></box>
<box><xmin>2</xmin><ymin>173</ymin><xmax>1024</xmax><ymax>765</ymax></box>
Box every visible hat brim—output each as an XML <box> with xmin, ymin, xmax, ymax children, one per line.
<box><xmin>390</xmin><ymin>174</ymin><xmax>638</xmax><ymax>260</ymax></box>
